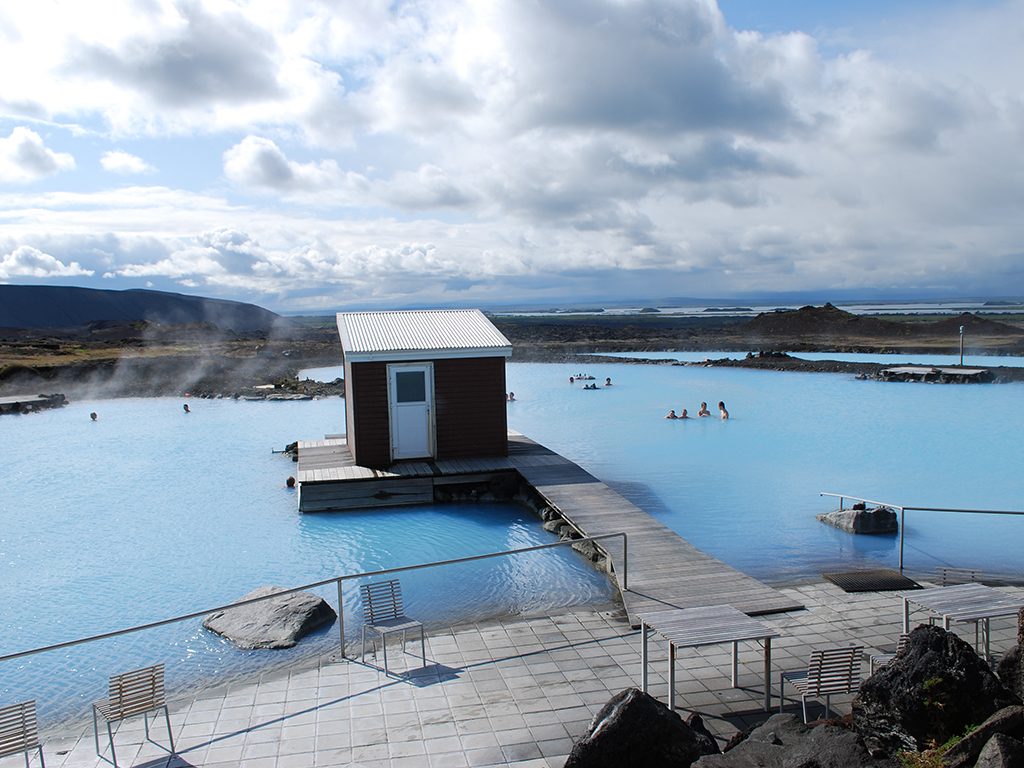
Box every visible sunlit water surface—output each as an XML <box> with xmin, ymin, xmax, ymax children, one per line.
<box><xmin>308</xmin><ymin>360</ymin><xmax>1024</xmax><ymax>582</ymax></box>
<box><xmin>1</xmin><ymin>397</ymin><xmax>612</xmax><ymax>723</ymax></box>
<box><xmin>586</xmin><ymin>350</ymin><xmax>1024</xmax><ymax>367</ymax></box>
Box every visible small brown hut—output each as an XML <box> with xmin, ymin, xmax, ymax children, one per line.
<box><xmin>336</xmin><ymin>309</ymin><xmax>512</xmax><ymax>469</ymax></box>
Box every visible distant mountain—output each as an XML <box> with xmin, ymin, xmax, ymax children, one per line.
<box><xmin>746</xmin><ymin>303</ymin><xmax>1023</xmax><ymax>338</ymax></box>
<box><xmin>0</xmin><ymin>285</ymin><xmax>281</xmax><ymax>333</ymax></box>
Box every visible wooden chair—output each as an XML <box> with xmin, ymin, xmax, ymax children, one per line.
<box><xmin>360</xmin><ymin>579</ymin><xmax>426</xmax><ymax>675</ymax></box>
<box><xmin>779</xmin><ymin>646</ymin><xmax>863</xmax><ymax>722</ymax></box>
<box><xmin>92</xmin><ymin>663</ymin><xmax>174</xmax><ymax>767</ymax></box>
<box><xmin>0</xmin><ymin>700</ymin><xmax>44</xmax><ymax>768</ymax></box>
<box><xmin>869</xmin><ymin>634</ymin><xmax>909</xmax><ymax>674</ymax></box>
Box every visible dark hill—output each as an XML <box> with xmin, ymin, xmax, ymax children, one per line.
<box><xmin>746</xmin><ymin>303</ymin><xmax>1023</xmax><ymax>340</ymax></box>
<box><xmin>929</xmin><ymin>312</ymin><xmax>1022</xmax><ymax>336</ymax></box>
<box><xmin>0</xmin><ymin>285</ymin><xmax>281</xmax><ymax>333</ymax></box>
<box><xmin>745</xmin><ymin>303</ymin><xmax>900</xmax><ymax>336</ymax></box>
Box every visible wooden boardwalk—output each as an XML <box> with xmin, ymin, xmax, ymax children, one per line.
<box><xmin>297</xmin><ymin>432</ymin><xmax>802</xmax><ymax>621</ymax></box>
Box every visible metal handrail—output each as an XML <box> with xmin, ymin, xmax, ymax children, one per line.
<box><xmin>820</xmin><ymin>492</ymin><xmax>1024</xmax><ymax>573</ymax></box>
<box><xmin>0</xmin><ymin>532</ymin><xmax>628</xmax><ymax>665</ymax></box>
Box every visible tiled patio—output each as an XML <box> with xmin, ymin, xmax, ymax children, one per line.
<box><xmin>15</xmin><ymin>581</ymin><xmax>1024</xmax><ymax>768</ymax></box>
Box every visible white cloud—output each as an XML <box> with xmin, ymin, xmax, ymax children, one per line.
<box><xmin>223</xmin><ymin>136</ymin><xmax>347</xmax><ymax>192</ymax></box>
<box><xmin>0</xmin><ymin>244</ymin><xmax>93</xmax><ymax>278</ymax></box>
<box><xmin>100</xmin><ymin>150</ymin><xmax>155</xmax><ymax>175</ymax></box>
<box><xmin>0</xmin><ymin>1</ymin><xmax>1023</xmax><ymax>306</ymax></box>
<box><xmin>0</xmin><ymin>127</ymin><xmax>75</xmax><ymax>183</ymax></box>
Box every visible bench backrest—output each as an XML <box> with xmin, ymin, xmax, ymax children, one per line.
<box><xmin>107</xmin><ymin>663</ymin><xmax>166</xmax><ymax>720</ymax></box>
<box><xmin>0</xmin><ymin>700</ymin><xmax>40</xmax><ymax>758</ymax></box>
<box><xmin>361</xmin><ymin>579</ymin><xmax>406</xmax><ymax>624</ymax></box>
<box><xmin>804</xmin><ymin>646</ymin><xmax>863</xmax><ymax>696</ymax></box>
<box><xmin>938</xmin><ymin>567</ymin><xmax>1018</xmax><ymax>587</ymax></box>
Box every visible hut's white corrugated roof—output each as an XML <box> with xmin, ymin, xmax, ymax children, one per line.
<box><xmin>336</xmin><ymin>309</ymin><xmax>512</xmax><ymax>361</ymax></box>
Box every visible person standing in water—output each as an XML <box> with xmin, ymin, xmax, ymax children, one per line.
<box><xmin>697</xmin><ymin>402</ymin><xmax>710</xmax><ymax>417</ymax></box>
<box><xmin>183</xmin><ymin>403</ymin><xmax>191</xmax><ymax>413</ymax></box>
<box><xmin>718</xmin><ymin>401</ymin><xmax>729</xmax><ymax>420</ymax></box>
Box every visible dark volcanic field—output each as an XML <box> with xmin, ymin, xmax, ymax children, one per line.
<box><xmin>3</xmin><ymin>304</ymin><xmax>1024</xmax><ymax>399</ymax></box>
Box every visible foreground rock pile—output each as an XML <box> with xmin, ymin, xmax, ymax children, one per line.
<box><xmin>566</xmin><ymin>624</ymin><xmax>1024</xmax><ymax>768</ymax></box>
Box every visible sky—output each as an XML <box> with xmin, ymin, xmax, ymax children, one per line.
<box><xmin>0</xmin><ymin>0</ymin><xmax>1022</xmax><ymax>312</ymax></box>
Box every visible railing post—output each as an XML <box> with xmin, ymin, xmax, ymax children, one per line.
<box><xmin>622</xmin><ymin>533</ymin><xmax>628</xmax><ymax>591</ymax></box>
<box><xmin>898</xmin><ymin>508</ymin><xmax>905</xmax><ymax>574</ymax></box>
<box><xmin>337</xmin><ymin>578</ymin><xmax>346</xmax><ymax>658</ymax></box>
<box><xmin>839</xmin><ymin>496</ymin><xmax>844</xmax><ymax>511</ymax></box>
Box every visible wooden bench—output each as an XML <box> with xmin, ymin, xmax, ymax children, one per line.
<box><xmin>779</xmin><ymin>646</ymin><xmax>863</xmax><ymax>722</ymax></box>
<box><xmin>0</xmin><ymin>700</ymin><xmax>44</xmax><ymax>768</ymax></box>
<box><xmin>92</xmin><ymin>663</ymin><xmax>174</xmax><ymax>767</ymax></box>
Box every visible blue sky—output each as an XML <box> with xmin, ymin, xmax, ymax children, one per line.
<box><xmin>1</xmin><ymin>0</ymin><xmax>1022</xmax><ymax>312</ymax></box>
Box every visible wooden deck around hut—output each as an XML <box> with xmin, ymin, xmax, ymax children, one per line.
<box><xmin>297</xmin><ymin>432</ymin><xmax>803</xmax><ymax>620</ymax></box>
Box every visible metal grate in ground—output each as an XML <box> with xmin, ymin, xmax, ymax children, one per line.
<box><xmin>823</xmin><ymin>568</ymin><xmax>921</xmax><ymax>593</ymax></box>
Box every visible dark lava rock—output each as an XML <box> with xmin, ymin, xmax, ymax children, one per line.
<box><xmin>996</xmin><ymin>611</ymin><xmax>1024</xmax><ymax>702</ymax></box>
<box><xmin>943</xmin><ymin>707</ymin><xmax>1024</xmax><ymax>768</ymax></box>
<box><xmin>853</xmin><ymin>625</ymin><xmax>1020</xmax><ymax>755</ymax></box>
<box><xmin>564</xmin><ymin>687</ymin><xmax>720</xmax><ymax>768</ymax></box>
<box><xmin>998</xmin><ymin>647</ymin><xmax>1024</xmax><ymax>702</ymax></box>
<box><xmin>974</xmin><ymin>733</ymin><xmax>1024</xmax><ymax>768</ymax></box>
<box><xmin>696</xmin><ymin>714</ymin><xmax>896</xmax><ymax>768</ymax></box>
<box><xmin>687</xmin><ymin>713</ymin><xmax>720</xmax><ymax>757</ymax></box>
<box><xmin>203</xmin><ymin>585</ymin><xmax>337</xmax><ymax>650</ymax></box>
<box><xmin>816</xmin><ymin>506</ymin><xmax>898</xmax><ymax>535</ymax></box>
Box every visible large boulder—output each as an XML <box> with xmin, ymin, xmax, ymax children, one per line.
<box><xmin>973</xmin><ymin>733</ymin><xmax>1024</xmax><ymax>768</ymax></box>
<box><xmin>696</xmin><ymin>714</ymin><xmax>897</xmax><ymax>768</ymax></box>
<box><xmin>853</xmin><ymin>625</ymin><xmax>1020</xmax><ymax>755</ymax></box>
<box><xmin>995</xmin><ymin>609</ymin><xmax>1024</xmax><ymax>702</ymax></box>
<box><xmin>203</xmin><ymin>586</ymin><xmax>337</xmax><ymax>649</ymax></box>
<box><xmin>816</xmin><ymin>507</ymin><xmax>898</xmax><ymax>535</ymax></box>
<box><xmin>943</xmin><ymin>706</ymin><xmax>1024</xmax><ymax>768</ymax></box>
<box><xmin>564</xmin><ymin>687</ymin><xmax>720</xmax><ymax>768</ymax></box>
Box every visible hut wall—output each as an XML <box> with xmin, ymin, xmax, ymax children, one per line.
<box><xmin>433</xmin><ymin>357</ymin><xmax>508</xmax><ymax>459</ymax></box>
<box><xmin>349</xmin><ymin>361</ymin><xmax>390</xmax><ymax>468</ymax></box>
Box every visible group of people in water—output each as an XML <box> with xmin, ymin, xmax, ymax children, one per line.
<box><xmin>666</xmin><ymin>401</ymin><xmax>729</xmax><ymax>420</ymax></box>
<box><xmin>569</xmin><ymin>375</ymin><xmax>613</xmax><ymax>390</ymax></box>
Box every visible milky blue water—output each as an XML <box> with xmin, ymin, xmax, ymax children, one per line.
<box><xmin>503</xmin><ymin>363</ymin><xmax>1024</xmax><ymax>580</ymax></box>
<box><xmin>589</xmin><ymin>351</ymin><xmax>1024</xmax><ymax>367</ymax></box>
<box><xmin>0</xmin><ymin>397</ymin><xmax>612</xmax><ymax>723</ymax></box>
<box><xmin>306</xmin><ymin>361</ymin><xmax>1024</xmax><ymax>582</ymax></box>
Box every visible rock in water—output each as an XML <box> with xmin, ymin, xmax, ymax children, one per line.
<box><xmin>564</xmin><ymin>687</ymin><xmax>720</xmax><ymax>768</ymax></box>
<box><xmin>816</xmin><ymin>506</ymin><xmax>898</xmax><ymax>534</ymax></box>
<box><xmin>203</xmin><ymin>586</ymin><xmax>337</xmax><ymax>649</ymax></box>
<box><xmin>853</xmin><ymin>625</ymin><xmax>1020</xmax><ymax>755</ymax></box>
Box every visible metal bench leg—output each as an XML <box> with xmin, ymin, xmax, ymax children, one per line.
<box><xmin>37</xmin><ymin>743</ymin><xmax>46</xmax><ymax>768</ymax></box>
<box><xmin>143</xmin><ymin>711</ymin><xmax>150</xmax><ymax>741</ymax></box>
<box><xmin>106</xmin><ymin>719</ymin><xmax>119</xmax><ymax>768</ymax></box>
<box><xmin>801</xmin><ymin>695</ymin><xmax>808</xmax><ymax>724</ymax></box>
<box><xmin>92</xmin><ymin>707</ymin><xmax>101</xmax><ymax>757</ymax></box>
<box><xmin>420</xmin><ymin>626</ymin><xmax>426</xmax><ymax>668</ymax></box>
<box><xmin>778</xmin><ymin>673</ymin><xmax>785</xmax><ymax>713</ymax></box>
<box><xmin>383</xmin><ymin>632</ymin><xmax>390</xmax><ymax>676</ymax></box>
<box><xmin>164</xmin><ymin>705</ymin><xmax>175</xmax><ymax>754</ymax></box>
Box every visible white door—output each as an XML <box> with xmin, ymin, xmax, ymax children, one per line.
<box><xmin>388</xmin><ymin>364</ymin><xmax>434</xmax><ymax>460</ymax></box>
